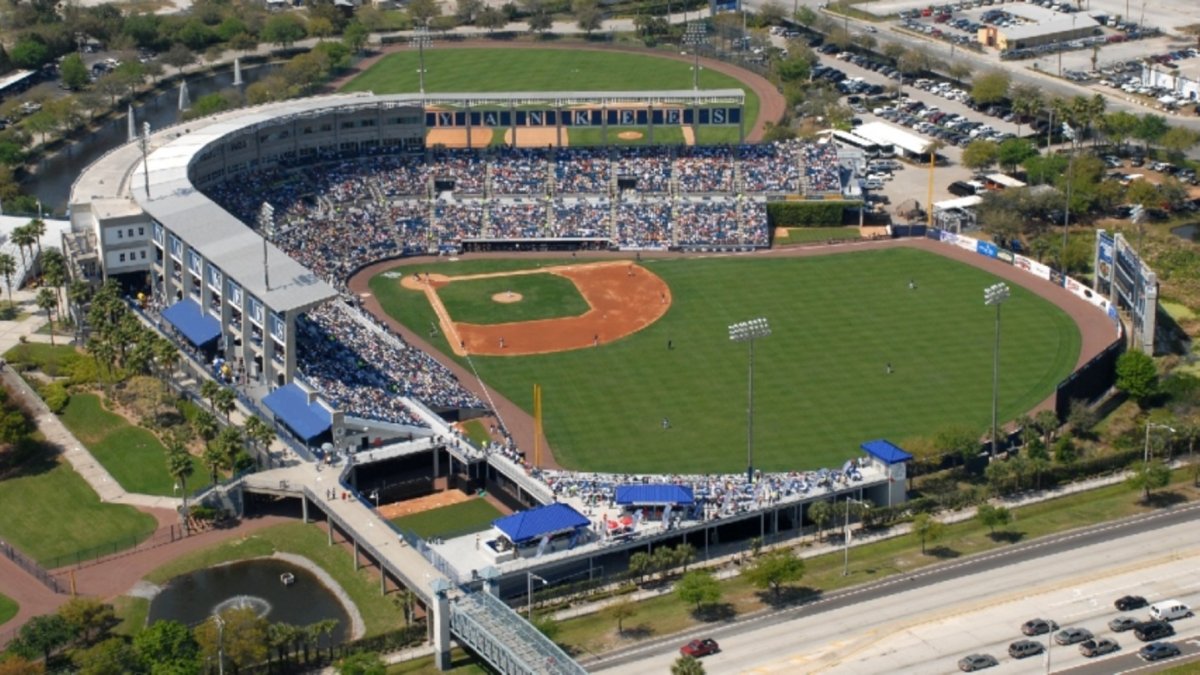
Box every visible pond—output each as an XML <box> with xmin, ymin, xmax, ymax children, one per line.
<box><xmin>1171</xmin><ymin>223</ymin><xmax>1200</xmax><ymax>241</ymax></box>
<box><xmin>148</xmin><ymin>557</ymin><xmax>350</xmax><ymax>642</ymax></box>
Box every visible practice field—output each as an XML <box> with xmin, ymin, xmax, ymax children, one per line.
<box><xmin>368</xmin><ymin>248</ymin><xmax>1081</xmax><ymax>473</ymax></box>
<box><xmin>389</xmin><ymin>499</ymin><xmax>505</xmax><ymax>540</ymax></box>
<box><xmin>341</xmin><ymin>49</ymin><xmax>758</xmax><ymax>145</ymax></box>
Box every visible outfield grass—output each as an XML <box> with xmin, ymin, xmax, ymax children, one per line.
<box><xmin>142</xmin><ymin>522</ymin><xmax>405</xmax><ymax>636</ymax></box>
<box><xmin>568</xmin><ymin>126</ymin><xmax>687</xmax><ymax>146</ymax></box>
<box><xmin>341</xmin><ymin>49</ymin><xmax>759</xmax><ymax>147</ymax></box>
<box><xmin>389</xmin><ymin>498</ymin><xmax>504</xmax><ymax>539</ymax></box>
<box><xmin>437</xmin><ymin>273</ymin><xmax>589</xmax><ymax>325</ymax></box>
<box><xmin>59</xmin><ymin>393</ymin><xmax>208</xmax><ymax>496</ymax></box>
<box><xmin>0</xmin><ymin>449</ymin><xmax>157</xmax><ymax>565</ymax></box>
<box><xmin>461</xmin><ymin>419</ymin><xmax>492</xmax><ymax>448</ymax></box>
<box><xmin>775</xmin><ymin>227</ymin><xmax>862</xmax><ymax>245</ymax></box>
<box><xmin>370</xmin><ymin>248</ymin><xmax>1080</xmax><ymax>473</ymax></box>
<box><xmin>0</xmin><ymin>592</ymin><xmax>17</xmax><ymax>626</ymax></box>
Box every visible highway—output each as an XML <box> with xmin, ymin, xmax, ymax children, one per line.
<box><xmin>589</xmin><ymin>500</ymin><xmax>1200</xmax><ymax>673</ymax></box>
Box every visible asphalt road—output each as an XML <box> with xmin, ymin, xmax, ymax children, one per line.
<box><xmin>587</xmin><ymin>499</ymin><xmax>1200</xmax><ymax>672</ymax></box>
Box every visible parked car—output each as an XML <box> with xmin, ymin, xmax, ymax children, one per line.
<box><xmin>680</xmin><ymin>638</ymin><xmax>720</xmax><ymax>658</ymax></box>
<box><xmin>1139</xmin><ymin>641</ymin><xmax>1181</xmax><ymax>661</ymax></box>
<box><xmin>1116</xmin><ymin>595</ymin><xmax>1149</xmax><ymax>611</ymax></box>
<box><xmin>1055</xmin><ymin>627</ymin><xmax>1094</xmax><ymax>645</ymax></box>
<box><xmin>1079</xmin><ymin>638</ymin><xmax>1120</xmax><ymax>657</ymax></box>
<box><xmin>1008</xmin><ymin>640</ymin><xmax>1044</xmax><ymax>659</ymax></box>
<box><xmin>1134</xmin><ymin>620</ymin><xmax>1174</xmax><ymax>642</ymax></box>
<box><xmin>1022</xmin><ymin>618</ymin><xmax>1058</xmax><ymax>636</ymax></box>
<box><xmin>1109</xmin><ymin>616</ymin><xmax>1138</xmax><ymax>632</ymax></box>
<box><xmin>957</xmin><ymin>653</ymin><xmax>998</xmax><ymax>671</ymax></box>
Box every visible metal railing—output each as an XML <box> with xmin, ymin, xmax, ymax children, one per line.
<box><xmin>450</xmin><ymin>589</ymin><xmax>588</xmax><ymax>675</ymax></box>
<box><xmin>0</xmin><ymin>541</ymin><xmax>64</xmax><ymax>593</ymax></box>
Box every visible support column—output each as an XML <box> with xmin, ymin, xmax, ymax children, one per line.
<box><xmin>432</xmin><ymin>445</ymin><xmax>440</xmax><ymax>480</ymax></box>
<box><xmin>282</xmin><ymin>312</ymin><xmax>296</xmax><ymax>383</ymax></box>
<box><xmin>509</xmin><ymin>101</ymin><xmax>517</xmax><ymax>148</ymax></box>
<box><xmin>556</xmin><ymin>105</ymin><xmax>563</xmax><ymax>148</ymax></box>
<box><xmin>739</xmin><ymin>104</ymin><xmax>745</xmax><ymax>144</ymax></box>
<box><xmin>327</xmin><ymin>518</ymin><xmax>333</xmax><ymax>545</ymax></box>
<box><xmin>433</xmin><ymin>591</ymin><xmax>452</xmax><ymax>670</ymax></box>
<box><xmin>353</xmin><ymin>540</ymin><xmax>359</xmax><ymax>570</ymax></box>
<box><xmin>301</xmin><ymin>494</ymin><xmax>309</xmax><ymax>523</ymax></box>
<box><xmin>648</xmin><ymin>102</ymin><xmax>655</xmax><ymax>144</ymax></box>
<box><xmin>466</xmin><ymin>102</ymin><xmax>473</xmax><ymax>150</ymax></box>
<box><xmin>602</xmin><ymin>104</ymin><xmax>608</xmax><ymax>145</ymax></box>
<box><xmin>380</xmin><ymin>569</ymin><xmax>386</xmax><ymax>595</ymax></box>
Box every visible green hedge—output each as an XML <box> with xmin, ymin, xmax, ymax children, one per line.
<box><xmin>767</xmin><ymin>201</ymin><xmax>860</xmax><ymax>227</ymax></box>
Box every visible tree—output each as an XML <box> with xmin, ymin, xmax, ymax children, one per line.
<box><xmin>962</xmin><ymin>140</ymin><xmax>999</xmax><ymax>174</ymax></box>
<box><xmin>408</xmin><ymin>0</ymin><xmax>442</xmax><ymax>24</ymax></box>
<box><xmin>262</xmin><ymin>14</ymin><xmax>307</xmax><ymax>47</ymax></box>
<box><xmin>573</xmin><ymin>0</ymin><xmax>602</xmax><ymax>34</ymax></box>
<box><xmin>195</xmin><ymin>608</ymin><xmax>268</xmax><ymax>671</ymax></box>
<box><xmin>1116</xmin><ymin>350</ymin><xmax>1158</xmax><ymax>408</ymax></box>
<box><xmin>743</xmin><ymin>548</ymin><xmax>805</xmax><ymax>602</ymax></box>
<box><xmin>9</xmin><ymin>37</ymin><xmax>50</xmax><ymax>69</ymax></box>
<box><xmin>911</xmin><ymin>513</ymin><xmax>945</xmax><ymax>554</ymax></box>
<box><xmin>997</xmin><ymin>138</ymin><xmax>1037</xmax><ymax>172</ymax></box>
<box><xmin>807</xmin><ymin>500</ymin><xmax>833</xmax><ymax>541</ymax></box>
<box><xmin>934</xmin><ymin>424</ymin><xmax>981</xmax><ymax>465</ymax></box>
<box><xmin>795</xmin><ymin>6</ymin><xmax>817</xmax><ymax>27</ymax></box>
<box><xmin>970</xmin><ymin>70</ymin><xmax>1010</xmax><ymax>106</ymax></box>
<box><xmin>1127</xmin><ymin>460</ymin><xmax>1171</xmax><ymax>502</ymax></box>
<box><xmin>455</xmin><ymin>0</ymin><xmax>484</xmax><ymax>22</ymax></box>
<box><xmin>758</xmin><ymin>0</ymin><xmax>786</xmax><ymax>25</ymax></box>
<box><xmin>202</xmin><ymin>443</ymin><xmax>229</xmax><ymax>483</ymax></box>
<box><xmin>1066</xmin><ymin>400</ymin><xmax>1098</xmax><ymax>438</ymax></box>
<box><xmin>342</xmin><ymin>21</ymin><xmax>370</xmax><ymax>55</ymax></box>
<box><xmin>336</xmin><ymin>651</ymin><xmax>386</xmax><ymax>675</ymax></box>
<box><xmin>1010</xmin><ymin>84</ymin><xmax>1043</xmax><ymax>139</ymax></box>
<box><xmin>527</xmin><ymin>10</ymin><xmax>553</xmax><ymax>33</ymax></box>
<box><xmin>1159</xmin><ymin>127</ymin><xmax>1200</xmax><ymax>162</ymax></box>
<box><xmin>133</xmin><ymin>620</ymin><xmax>199</xmax><ymax>674</ymax></box>
<box><xmin>604</xmin><ymin>595</ymin><xmax>636</xmax><ymax>635</ymax></box>
<box><xmin>35</xmin><ymin>287</ymin><xmax>56</xmax><ymax>345</ymax></box>
<box><xmin>672</xmin><ymin>655</ymin><xmax>706</xmax><ymax>675</ymax></box>
<box><xmin>159</xmin><ymin>44</ymin><xmax>195</xmax><ymax>76</ymax></box>
<box><xmin>215</xmin><ymin>425</ymin><xmax>245</xmax><ymax>472</ymax></box>
<box><xmin>72</xmin><ymin>637</ymin><xmax>138</xmax><ymax>675</ymax></box>
<box><xmin>167</xmin><ymin>447</ymin><xmax>194</xmax><ymax>510</ymax></box>
<box><xmin>213</xmin><ymin>386</ymin><xmax>236</xmax><ymax>420</ymax></box>
<box><xmin>58</xmin><ymin>597</ymin><xmax>114</xmax><ymax>644</ymax></box>
<box><xmin>1134</xmin><ymin>113</ymin><xmax>1169</xmax><ymax>153</ymax></box>
<box><xmin>308</xmin><ymin>17</ymin><xmax>335</xmax><ymax>41</ymax></box>
<box><xmin>984</xmin><ymin>459</ymin><xmax>1015</xmax><ymax>495</ymax></box>
<box><xmin>0</xmin><ymin>253</ymin><xmax>16</xmax><ymax>308</ymax></box>
<box><xmin>0</xmin><ymin>655</ymin><xmax>44</xmax><ymax>674</ymax></box>
<box><xmin>629</xmin><ymin>551</ymin><xmax>654</xmax><ymax>584</ymax></box>
<box><xmin>11</xmin><ymin>614</ymin><xmax>76</xmax><ymax>664</ymax></box>
<box><xmin>60</xmin><ymin>53</ymin><xmax>89</xmax><ymax>90</ymax></box>
<box><xmin>675</xmin><ymin>569</ymin><xmax>722</xmax><ymax>612</ymax></box>
<box><xmin>976</xmin><ymin>503</ymin><xmax>1011</xmax><ymax>534</ymax></box>
<box><xmin>244</xmin><ymin>415</ymin><xmax>275</xmax><ymax>463</ymax></box>
<box><xmin>477</xmin><ymin>7</ymin><xmax>507</xmax><ymax>31</ymax></box>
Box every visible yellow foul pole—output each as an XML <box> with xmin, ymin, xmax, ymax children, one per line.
<box><xmin>927</xmin><ymin>149</ymin><xmax>935</xmax><ymax>228</ymax></box>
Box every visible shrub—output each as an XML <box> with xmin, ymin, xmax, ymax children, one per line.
<box><xmin>767</xmin><ymin>201</ymin><xmax>858</xmax><ymax>227</ymax></box>
<box><xmin>42</xmin><ymin>382</ymin><xmax>69</xmax><ymax>413</ymax></box>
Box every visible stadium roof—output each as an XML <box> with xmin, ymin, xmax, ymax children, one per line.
<box><xmin>934</xmin><ymin>195</ymin><xmax>983</xmax><ymax>211</ymax></box>
<box><xmin>853</xmin><ymin>122</ymin><xmax>934</xmax><ymax>156</ymax></box>
<box><xmin>861</xmin><ymin>439</ymin><xmax>913</xmax><ymax>464</ymax></box>
<box><xmin>412</xmin><ymin>90</ymin><xmax>746</xmax><ymax>106</ymax></box>
<box><xmin>162</xmin><ymin>298</ymin><xmax>221</xmax><ymax>346</ymax></box>
<box><xmin>262</xmin><ymin>382</ymin><xmax>332</xmax><ymax>442</ymax></box>
<box><xmin>492</xmin><ymin>503</ymin><xmax>590</xmax><ymax>544</ymax></box>
<box><xmin>614</xmin><ymin>485</ymin><xmax>695</xmax><ymax>506</ymax></box>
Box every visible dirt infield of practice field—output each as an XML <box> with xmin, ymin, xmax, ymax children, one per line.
<box><xmin>399</xmin><ymin>261</ymin><xmax>670</xmax><ymax>357</ymax></box>
<box><xmin>375</xmin><ymin>489</ymin><xmax>473</xmax><ymax>520</ymax></box>
<box><xmin>426</xmin><ymin>127</ymin><xmax>494</xmax><ymax>149</ymax></box>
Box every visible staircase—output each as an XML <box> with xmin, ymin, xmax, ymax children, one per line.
<box><xmin>449</xmin><ymin>590</ymin><xmax>588</xmax><ymax>675</ymax></box>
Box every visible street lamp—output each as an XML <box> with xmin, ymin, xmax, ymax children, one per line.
<box><xmin>683</xmin><ymin>22</ymin><xmax>707</xmax><ymax>91</ymax></box>
<box><xmin>729</xmin><ymin>317</ymin><xmax>771</xmax><ymax>483</ymax></box>
<box><xmin>1144</xmin><ymin>422</ymin><xmax>1176</xmax><ymax>470</ymax></box>
<box><xmin>841</xmin><ymin>496</ymin><xmax>868</xmax><ymax>576</ymax></box>
<box><xmin>411</xmin><ymin>24</ymin><xmax>432</xmax><ymax>96</ymax></box>
<box><xmin>984</xmin><ymin>283</ymin><xmax>1010</xmax><ymax>456</ymax></box>
<box><xmin>526</xmin><ymin>571</ymin><xmax>548</xmax><ymax>619</ymax></box>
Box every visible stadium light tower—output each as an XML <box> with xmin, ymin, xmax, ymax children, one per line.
<box><xmin>411</xmin><ymin>23</ymin><xmax>432</xmax><ymax>96</ymax></box>
<box><xmin>984</xmin><ymin>283</ymin><xmax>1010</xmax><ymax>456</ymax></box>
<box><xmin>683</xmin><ymin>21</ymin><xmax>707</xmax><ymax>91</ymax></box>
<box><xmin>729</xmin><ymin>317</ymin><xmax>770</xmax><ymax>483</ymax></box>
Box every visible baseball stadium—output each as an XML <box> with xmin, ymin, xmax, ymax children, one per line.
<box><xmin>65</xmin><ymin>45</ymin><xmax>1128</xmax><ymax>672</ymax></box>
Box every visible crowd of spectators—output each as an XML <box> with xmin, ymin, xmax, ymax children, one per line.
<box><xmin>297</xmin><ymin>301</ymin><xmax>483</xmax><ymax>426</ymax></box>
<box><xmin>613</xmin><ymin>147</ymin><xmax>672</xmax><ymax>192</ymax></box>
<box><xmin>434</xmin><ymin>199</ymin><xmax>486</xmax><ymax>244</ymax></box>
<box><xmin>616</xmin><ymin>197</ymin><xmax>672</xmax><ymax>249</ymax></box>
<box><xmin>741</xmin><ymin>141</ymin><xmax>803</xmax><ymax>193</ymax></box>
<box><xmin>551</xmin><ymin>198</ymin><xmax>611</xmax><ymax>239</ymax></box>
<box><xmin>555</xmin><ymin>148</ymin><xmax>610</xmax><ymax>194</ymax></box>
<box><xmin>490</xmin><ymin>149</ymin><xmax>548</xmax><ymax>195</ymax></box>
<box><xmin>675</xmin><ymin>146</ymin><xmax>736</xmax><ymax>193</ymax></box>
<box><xmin>803</xmin><ymin>142</ymin><xmax>844</xmax><ymax>194</ymax></box>
<box><xmin>430</xmin><ymin>149</ymin><xmax>485</xmax><ymax>193</ymax></box>
<box><xmin>490</xmin><ymin>199</ymin><xmax>548</xmax><ymax>239</ymax></box>
<box><xmin>674</xmin><ymin>198</ymin><xmax>741</xmax><ymax>247</ymax></box>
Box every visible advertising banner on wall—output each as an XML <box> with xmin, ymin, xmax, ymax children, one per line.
<box><xmin>1096</xmin><ymin>233</ymin><xmax>1114</xmax><ymax>283</ymax></box>
<box><xmin>1013</xmin><ymin>255</ymin><xmax>1052</xmax><ymax>281</ymax></box>
<box><xmin>976</xmin><ymin>240</ymin><xmax>999</xmax><ymax>258</ymax></box>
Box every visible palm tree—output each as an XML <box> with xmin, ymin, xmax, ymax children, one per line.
<box><xmin>267</xmin><ymin>622</ymin><xmax>297</xmax><ymax>667</ymax></box>
<box><xmin>192</xmin><ymin>409</ymin><xmax>219</xmax><ymax>445</ymax></box>
<box><xmin>1010</xmin><ymin>85</ymin><xmax>1043</xmax><ymax>140</ymax></box>
<box><xmin>153</xmin><ymin>337</ymin><xmax>179</xmax><ymax>386</ymax></box>
<box><xmin>166</xmin><ymin>446</ymin><xmax>194</xmax><ymax>526</ymax></box>
<box><xmin>201</xmin><ymin>443</ymin><xmax>229</xmax><ymax>484</ymax></box>
<box><xmin>35</xmin><ymin>287</ymin><xmax>56</xmax><ymax>345</ymax></box>
<box><xmin>200</xmin><ymin>379</ymin><xmax>220</xmax><ymax>412</ymax></box>
<box><xmin>316</xmin><ymin>618</ymin><xmax>339</xmax><ymax>660</ymax></box>
<box><xmin>25</xmin><ymin>218</ymin><xmax>45</xmax><ymax>259</ymax></box>
<box><xmin>39</xmin><ymin>247</ymin><xmax>65</xmax><ymax>318</ymax></box>
<box><xmin>10</xmin><ymin>225</ymin><xmax>33</xmax><ymax>271</ymax></box>
<box><xmin>213</xmin><ymin>387</ymin><xmax>236</xmax><ymax>421</ymax></box>
<box><xmin>215</xmin><ymin>425</ymin><xmax>244</xmax><ymax>473</ymax></box>
<box><xmin>0</xmin><ymin>253</ymin><xmax>15</xmax><ymax>310</ymax></box>
<box><xmin>245</xmin><ymin>415</ymin><xmax>276</xmax><ymax>465</ymax></box>
<box><xmin>67</xmin><ymin>278</ymin><xmax>91</xmax><ymax>341</ymax></box>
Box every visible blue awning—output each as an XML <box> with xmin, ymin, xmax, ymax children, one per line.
<box><xmin>861</xmin><ymin>439</ymin><xmax>913</xmax><ymax>464</ymax></box>
<box><xmin>492</xmin><ymin>503</ymin><xmax>589</xmax><ymax>545</ymax></box>
<box><xmin>262</xmin><ymin>383</ymin><xmax>332</xmax><ymax>442</ymax></box>
<box><xmin>614</xmin><ymin>484</ymin><xmax>694</xmax><ymax>506</ymax></box>
<box><xmin>162</xmin><ymin>299</ymin><xmax>221</xmax><ymax>347</ymax></box>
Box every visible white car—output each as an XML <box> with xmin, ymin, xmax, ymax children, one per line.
<box><xmin>864</xmin><ymin>179</ymin><xmax>885</xmax><ymax>190</ymax></box>
<box><xmin>867</xmin><ymin>172</ymin><xmax>892</xmax><ymax>182</ymax></box>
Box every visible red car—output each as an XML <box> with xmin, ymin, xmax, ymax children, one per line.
<box><xmin>681</xmin><ymin>638</ymin><xmax>720</xmax><ymax>657</ymax></box>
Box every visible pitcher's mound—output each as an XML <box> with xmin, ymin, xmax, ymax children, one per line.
<box><xmin>493</xmin><ymin>291</ymin><xmax>523</xmax><ymax>304</ymax></box>
<box><xmin>618</xmin><ymin>131</ymin><xmax>644</xmax><ymax>140</ymax></box>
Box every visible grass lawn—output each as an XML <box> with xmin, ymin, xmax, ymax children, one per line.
<box><xmin>142</xmin><ymin>522</ymin><xmax>406</xmax><ymax>637</ymax></box>
<box><xmin>386</xmin><ymin>649</ymin><xmax>491</xmax><ymax>674</ymax></box>
<box><xmin>59</xmin><ymin>393</ymin><xmax>207</xmax><ymax>496</ymax></box>
<box><xmin>369</xmin><ymin>248</ymin><xmax>1081</xmax><ymax>473</ymax></box>
<box><xmin>342</xmin><ymin>49</ymin><xmax>759</xmax><ymax>147</ymax></box>
<box><xmin>551</xmin><ymin>473</ymin><xmax>1200</xmax><ymax>656</ymax></box>
<box><xmin>568</xmin><ymin>126</ymin><xmax>687</xmax><ymax>146</ymax></box>
<box><xmin>775</xmin><ymin>227</ymin><xmax>862</xmax><ymax>245</ymax></box>
<box><xmin>461</xmin><ymin>420</ymin><xmax>492</xmax><ymax>448</ymax></box>
<box><xmin>0</xmin><ymin>592</ymin><xmax>17</xmax><ymax>625</ymax></box>
<box><xmin>0</xmin><ymin>449</ymin><xmax>157</xmax><ymax>566</ymax></box>
<box><xmin>390</xmin><ymin>498</ymin><xmax>504</xmax><ymax>539</ymax></box>
<box><xmin>437</xmin><ymin>272</ymin><xmax>590</xmax><ymax>325</ymax></box>
<box><xmin>4</xmin><ymin>343</ymin><xmax>81</xmax><ymax>377</ymax></box>
<box><xmin>111</xmin><ymin>595</ymin><xmax>149</xmax><ymax>637</ymax></box>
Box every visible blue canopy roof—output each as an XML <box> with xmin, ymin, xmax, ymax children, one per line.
<box><xmin>161</xmin><ymin>299</ymin><xmax>221</xmax><ymax>347</ymax></box>
<box><xmin>614</xmin><ymin>484</ymin><xmax>694</xmax><ymax>506</ymax></box>
<box><xmin>861</xmin><ymin>439</ymin><xmax>913</xmax><ymax>464</ymax></box>
<box><xmin>492</xmin><ymin>503</ymin><xmax>589</xmax><ymax>545</ymax></box>
<box><xmin>262</xmin><ymin>383</ymin><xmax>332</xmax><ymax>442</ymax></box>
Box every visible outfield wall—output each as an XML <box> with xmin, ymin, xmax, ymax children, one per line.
<box><xmin>928</xmin><ymin>229</ymin><xmax>1125</xmax><ymax>419</ymax></box>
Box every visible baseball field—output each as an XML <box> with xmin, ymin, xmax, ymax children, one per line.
<box><xmin>366</xmin><ymin>247</ymin><xmax>1082</xmax><ymax>474</ymax></box>
<box><xmin>340</xmin><ymin>48</ymin><xmax>760</xmax><ymax>145</ymax></box>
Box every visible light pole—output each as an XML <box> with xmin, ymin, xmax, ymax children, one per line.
<box><xmin>684</xmin><ymin>21</ymin><xmax>707</xmax><ymax>91</ymax></box>
<box><xmin>1144</xmin><ymin>422</ymin><xmax>1176</xmax><ymax>470</ymax></box>
<box><xmin>526</xmin><ymin>571</ymin><xmax>547</xmax><ymax>619</ymax></box>
<box><xmin>729</xmin><ymin>317</ymin><xmax>771</xmax><ymax>483</ymax></box>
<box><xmin>411</xmin><ymin>24</ymin><xmax>432</xmax><ymax>96</ymax></box>
<box><xmin>841</xmin><ymin>496</ymin><xmax>868</xmax><ymax>576</ymax></box>
<box><xmin>985</xmin><ymin>283</ymin><xmax>1010</xmax><ymax>456</ymax></box>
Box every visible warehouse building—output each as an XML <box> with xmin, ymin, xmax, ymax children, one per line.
<box><xmin>979</xmin><ymin>14</ymin><xmax>1099</xmax><ymax>51</ymax></box>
